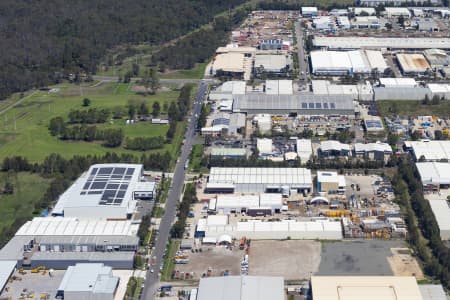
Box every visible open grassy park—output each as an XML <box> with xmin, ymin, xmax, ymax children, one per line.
<box><xmin>0</xmin><ymin>82</ymin><xmax>187</xmax><ymax>163</ymax></box>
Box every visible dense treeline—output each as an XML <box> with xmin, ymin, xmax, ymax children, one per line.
<box><xmin>170</xmin><ymin>183</ymin><xmax>198</xmax><ymax>238</ymax></box>
<box><xmin>68</xmin><ymin>108</ymin><xmax>110</xmax><ymax>124</ymax></box>
<box><xmin>49</xmin><ymin>119</ymin><xmax>124</xmax><ymax>147</ymax></box>
<box><xmin>0</xmin><ymin>0</ymin><xmax>246</xmax><ymax>100</ymax></box>
<box><xmin>393</xmin><ymin>157</ymin><xmax>449</xmax><ymax>288</ymax></box>
<box><xmin>151</xmin><ymin>7</ymin><xmax>250</xmax><ymax>70</ymax></box>
<box><xmin>125</xmin><ymin>136</ymin><xmax>165</xmax><ymax>151</ymax></box>
<box><xmin>167</xmin><ymin>84</ymin><xmax>194</xmax><ymax>140</ymax></box>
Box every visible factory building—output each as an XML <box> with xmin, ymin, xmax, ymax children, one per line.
<box><xmin>210</xmin><ymin>148</ymin><xmax>247</xmax><ymax>159</ymax></box>
<box><xmin>351</xmin><ymin>16</ymin><xmax>380</xmax><ymax>29</ymax></box>
<box><xmin>363</xmin><ymin>116</ymin><xmax>384</xmax><ymax>133</ymax></box>
<box><xmin>57</xmin><ymin>263</ymin><xmax>119</xmax><ymax>300</ymax></box>
<box><xmin>313</xmin><ymin>36</ymin><xmax>450</xmax><ymax>50</ymax></box>
<box><xmin>0</xmin><ymin>218</ymin><xmax>139</xmax><ymax>269</ymax></box>
<box><xmin>212</xmin><ymin>45</ymin><xmax>256</xmax><ymax>80</ymax></box>
<box><xmin>0</xmin><ymin>261</ymin><xmax>16</xmax><ymax>295</ymax></box>
<box><xmin>416</xmin><ymin>162</ymin><xmax>450</xmax><ymax>190</ymax></box>
<box><xmin>301</xmin><ymin>7</ymin><xmax>318</xmax><ymax>17</ymax></box>
<box><xmin>296</xmin><ymin>139</ymin><xmax>313</xmax><ymax>164</ymax></box>
<box><xmin>265</xmin><ymin>80</ymin><xmax>293</xmax><ymax>95</ymax></box>
<box><xmin>427</xmin><ymin>199</ymin><xmax>450</xmax><ymax>240</ymax></box>
<box><xmin>313</xmin><ymin>16</ymin><xmax>335</xmax><ymax>30</ymax></box>
<box><xmin>316</xmin><ymin>171</ymin><xmax>346</xmax><ymax>194</ymax></box>
<box><xmin>337</xmin><ymin>16</ymin><xmax>351</xmax><ymax>29</ymax></box>
<box><xmin>197</xmin><ymin>276</ymin><xmax>284</xmax><ymax>300</ymax></box>
<box><xmin>205</xmin><ymin>167</ymin><xmax>313</xmax><ymax>194</ymax></box>
<box><xmin>352</xmin><ymin>7</ymin><xmax>376</xmax><ymax>16</ymax></box>
<box><xmin>253</xmin><ymin>54</ymin><xmax>292</xmax><ymax>77</ymax></box>
<box><xmin>209</xmin><ymin>81</ymin><xmax>246</xmax><ymax>101</ymax></box>
<box><xmin>202</xmin><ymin>219</ymin><xmax>343</xmax><ymax>240</ymax></box>
<box><xmin>259</xmin><ymin>39</ymin><xmax>284</xmax><ymax>51</ymax></box>
<box><xmin>311</xmin><ymin>276</ymin><xmax>423</xmax><ymax>300</ymax></box>
<box><xmin>423</xmin><ymin>49</ymin><xmax>450</xmax><ymax>70</ymax></box>
<box><xmin>311</xmin><ymin>80</ymin><xmax>374</xmax><ymax>101</ymax></box>
<box><xmin>233</xmin><ymin>94</ymin><xmax>355</xmax><ymax>116</ymax></box>
<box><xmin>374</xmin><ymin>78</ymin><xmax>429</xmax><ymax>100</ymax></box>
<box><xmin>209</xmin><ymin>193</ymin><xmax>283</xmax><ymax>216</ymax></box>
<box><xmin>396</xmin><ymin>53</ymin><xmax>431</xmax><ymax>75</ymax></box>
<box><xmin>384</xmin><ymin>7</ymin><xmax>411</xmax><ymax>18</ymax></box>
<box><xmin>319</xmin><ymin>141</ymin><xmax>351</xmax><ymax>158</ymax></box>
<box><xmin>257</xmin><ymin>138</ymin><xmax>273</xmax><ymax>156</ymax></box>
<box><xmin>310</xmin><ymin>50</ymin><xmax>387</xmax><ymax>75</ymax></box>
<box><xmin>404</xmin><ymin>140</ymin><xmax>450</xmax><ymax>161</ymax></box>
<box><xmin>52</xmin><ymin>164</ymin><xmax>156</xmax><ymax>220</ymax></box>
<box><xmin>354</xmin><ymin>142</ymin><xmax>393</xmax><ymax>162</ymax></box>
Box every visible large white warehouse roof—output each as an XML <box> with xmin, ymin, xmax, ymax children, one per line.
<box><xmin>16</xmin><ymin>217</ymin><xmax>139</xmax><ymax>236</ymax></box>
<box><xmin>52</xmin><ymin>164</ymin><xmax>148</xmax><ymax>219</ymax></box>
<box><xmin>416</xmin><ymin>162</ymin><xmax>450</xmax><ymax>185</ymax></box>
<box><xmin>405</xmin><ymin>140</ymin><xmax>450</xmax><ymax>161</ymax></box>
<box><xmin>427</xmin><ymin>199</ymin><xmax>450</xmax><ymax>240</ymax></box>
<box><xmin>314</xmin><ymin>36</ymin><xmax>450</xmax><ymax>49</ymax></box>
<box><xmin>208</xmin><ymin>167</ymin><xmax>313</xmax><ymax>186</ymax></box>
<box><xmin>204</xmin><ymin>220</ymin><xmax>342</xmax><ymax>240</ymax></box>
<box><xmin>197</xmin><ymin>276</ymin><xmax>284</xmax><ymax>300</ymax></box>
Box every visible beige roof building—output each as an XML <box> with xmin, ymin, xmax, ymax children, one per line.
<box><xmin>311</xmin><ymin>276</ymin><xmax>423</xmax><ymax>300</ymax></box>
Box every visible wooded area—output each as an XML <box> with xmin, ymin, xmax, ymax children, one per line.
<box><xmin>0</xmin><ymin>0</ymin><xmax>246</xmax><ymax>99</ymax></box>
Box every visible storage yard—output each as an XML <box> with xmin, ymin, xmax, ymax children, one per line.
<box><xmin>248</xmin><ymin>240</ymin><xmax>321</xmax><ymax>280</ymax></box>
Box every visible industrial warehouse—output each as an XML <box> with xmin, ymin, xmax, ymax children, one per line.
<box><xmin>205</xmin><ymin>167</ymin><xmax>313</xmax><ymax>194</ymax></box>
<box><xmin>208</xmin><ymin>193</ymin><xmax>283</xmax><ymax>216</ymax></box>
<box><xmin>310</xmin><ymin>50</ymin><xmax>387</xmax><ymax>75</ymax></box>
<box><xmin>52</xmin><ymin>164</ymin><xmax>156</xmax><ymax>220</ymax></box>
<box><xmin>313</xmin><ymin>36</ymin><xmax>450</xmax><ymax>50</ymax></box>
<box><xmin>0</xmin><ymin>217</ymin><xmax>139</xmax><ymax>269</ymax></box>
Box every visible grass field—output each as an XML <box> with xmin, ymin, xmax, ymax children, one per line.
<box><xmin>0</xmin><ymin>82</ymin><xmax>185</xmax><ymax>162</ymax></box>
<box><xmin>160</xmin><ymin>62</ymin><xmax>209</xmax><ymax>79</ymax></box>
<box><xmin>377</xmin><ymin>100</ymin><xmax>450</xmax><ymax>118</ymax></box>
<box><xmin>161</xmin><ymin>240</ymin><xmax>180</xmax><ymax>281</ymax></box>
<box><xmin>0</xmin><ymin>172</ymin><xmax>51</xmax><ymax>244</ymax></box>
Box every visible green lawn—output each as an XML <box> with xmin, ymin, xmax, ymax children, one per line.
<box><xmin>189</xmin><ymin>144</ymin><xmax>206</xmax><ymax>173</ymax></box>
<box><xmin>0</xmin><ymin>82</ymin><xmax>183</xmax><ymax>162</ymax></box>
<box><xmin>161</xmin><ymin>240</ymin><xmax>180</xmax><ymax>281</ymax></box>
<box><xmin>0</xmin><ymin>172</ymin><xmax>51</xmax><ymax>245</ymax></box>
<box><xmin>377</xmin><ymin>100</ymin><xmax>450</xmax><ymax>118</ymax></box>
<box><xmin>160</xmin><ymin>62</ymin><xmax>209</xmax><ymax>79</ymax></box>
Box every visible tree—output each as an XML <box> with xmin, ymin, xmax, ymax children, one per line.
<box><xmin>149</xmin><ymin>68</ymin><xmax>160</xmax><ymax>94</ymax></box>
<box><xmin>103</xmin><ymin>129</ymin><xmax>123</xmax><ymax>147</ymax></box>
<box><xmin>132</xmin><ymin>63</ymin><xmax>140</xmax><ymax>76</ymax></box>
<box><xmin>128</xmin><ymin>105</ymin><xmax>136</xmax><ymax>121</ymax></box>
<box><xmin>82</xmin><ymin>98</ymin><xmax>91</xmax><ymax>107</ymax></box>
<box><xmin>434</xmin><ymin>130</ymin><xmax>445</xmax><ymax>140</ymax></box>
<box><xmin>422</xmin><ymin>94</ymin><xmax>430</xmax><ymax>105</ymax></box>
<box><xmin>397</xmin><ymin>15</ymin><xmax>405</xmax><ymax>26</ymax></box>
<box><xmin>431</xmin><ymin>95</ymin><xmax>440</xmax><ymax>105</ymax></box>
<box><xmin>138</xmin><ymin>102</ymin><xmax>149</xmax><ymax>116</ymax></box>
<box><xmin>49</xmin><ymin>117</ymin><xmax>66</xmax><ymax>136</ymax></box>
<box><xmin>152</xmin><ymin>101</ymin><xmax>161</xmax><ymax>117</ymax></box>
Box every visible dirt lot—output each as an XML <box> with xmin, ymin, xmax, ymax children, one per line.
<box><xmin>318</xmin><ymin>240</ymin><xmax>405</xmax><ymax>276</ymax></box>
<box><xmin>176</xmin><ymin>246</ymin><xmax>243</xmax><ymax>279</ymax></box>
<box><xmin>387</xmin><ymin>248</ymin><xmax>424</xmax><ymax>279</ymax></box>
<box><xmin>249</xmin><ymin>240</ymin><xmax>321</xmax><ymax>280</ymax></box>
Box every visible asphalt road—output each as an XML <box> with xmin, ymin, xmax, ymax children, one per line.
<box><xmin>141</xmin><ymin>81</ymin><xmax>208</xmax><ymax>299</ymax></box>
<box><xmin>295</xmin><ymin>21</ymin><xmax>308</xmax><ymax>85</ymax></box>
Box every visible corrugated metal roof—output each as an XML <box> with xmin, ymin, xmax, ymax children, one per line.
<box><xmin>314</xmin><ymin>36</ymin><xmax>450</xmax><ymax>49</ymax></box>
<box><xmin>311</xmin><ymin>276</ymin><xmax>422</xmax><ymax>300</ymax></box>
<box><xmin>58</xmin><ymin>263</ymin><xmax>118</xmax><ymax>293</ymax></box>
<box><xmin>198</xmin><ymin>276</ymin><xmax>284</xmax><ymax>300</ymax></box>
<box><xmin>0</xmin><ymin>261</ymin><xmax>16</xmax><ymax>291</ymax></box>
<box><xmin>16</xmin><ymin>218</ymin><xmax>138</xmax><ymax>236</ymax></box>
<box><xmin>419</xmin><ymin>284</ymin><xmax>447</xmax><ymax>300</ymax></box>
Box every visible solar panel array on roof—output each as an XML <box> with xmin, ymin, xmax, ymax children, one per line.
<box><xmin>81</xmin><ymin>166</ymin><xmax>136</xmax><ymax>206</ymax></box>
<box><xmin>212</xmin><ymin>118</ymin><xmax>231</xmax><ymax>126</ymax></box>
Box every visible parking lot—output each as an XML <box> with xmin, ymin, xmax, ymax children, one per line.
<box><xmin>318</xmin><ymin>240</ymin><xmax>405</xmax><ymax>276</ymax></box>
<box><xmin>249</xmin><ymin>240</ymin><xmax>321</xmax><ymax>280</ymax></box>
<box><xmin>175</xmin><ymin>246</ymin><xmax>243</xmax><ymax>279</ymax></box>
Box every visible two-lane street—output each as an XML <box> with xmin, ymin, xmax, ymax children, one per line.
<box><xmin>141</xmin><ymin>81</ymin><xmax>208</xmax><ymax>299</ymax></box>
